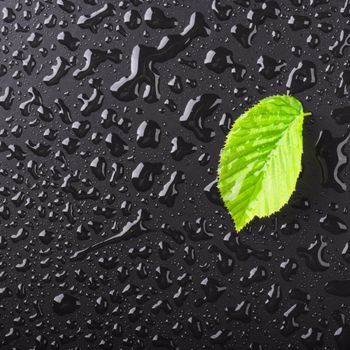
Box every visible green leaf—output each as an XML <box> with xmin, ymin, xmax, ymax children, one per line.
<box><xmin>218</xmin><ymin>95</ymin><xmax>310</xmax><ymax>232</ymax></box>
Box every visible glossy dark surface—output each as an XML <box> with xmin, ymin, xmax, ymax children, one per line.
<box><xmin>0</xmin><ymin>0</ymin><xmax>349</xmax><ymax>349</ymax></box>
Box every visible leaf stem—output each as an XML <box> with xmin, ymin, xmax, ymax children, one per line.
<box><xmin>303</xmin><ymin>112</ymin><xmax>312</xmax><ymax>117</ymax></box>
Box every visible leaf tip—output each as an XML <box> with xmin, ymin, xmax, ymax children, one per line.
<box><xmin>233</xmin><ymin>216</ymin><xmax>249</xmax><ymax>233</ymax></box>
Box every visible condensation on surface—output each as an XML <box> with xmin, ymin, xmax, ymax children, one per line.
<box><xmin>0</xmin><ymin>0</ymin><xmax>349</xmax><ymax>349</ymax></box>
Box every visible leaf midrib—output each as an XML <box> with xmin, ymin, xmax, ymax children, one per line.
<box><xmin>234</xmin><ymin>111</ymin><xmax>303</xmax><ymax>228</ymax></box>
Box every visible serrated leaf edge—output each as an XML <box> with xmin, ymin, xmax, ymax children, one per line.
<box><xmin>217</xmin><ymin>95</ymin><xmax>308</xmax><ymax>233</ymax></box>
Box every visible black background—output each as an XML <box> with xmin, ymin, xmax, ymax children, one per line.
<box><xmin>0</xmin><ymin>0</ymin><xmax>349</xmax><ymax>349</ymax></box>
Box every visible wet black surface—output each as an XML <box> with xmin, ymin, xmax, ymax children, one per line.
<box><xmin>0</xmin><ymin>0</ymin><xmax>350</xmax><ymax>349</ymax></box>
